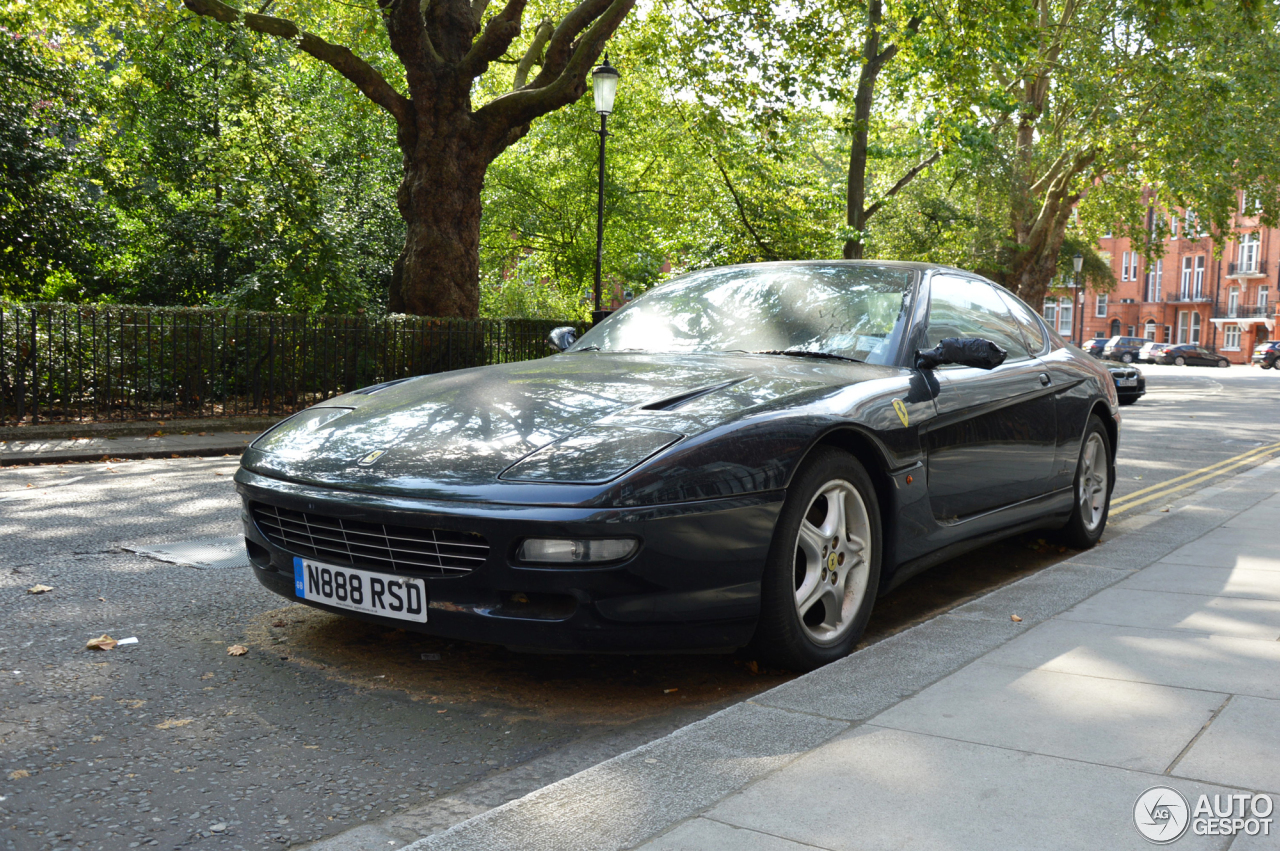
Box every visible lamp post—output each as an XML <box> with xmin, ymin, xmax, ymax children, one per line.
<box><xmin>1072</xmin><ymin>252</ymin><xmax>1085</xmax><ymax>346</ymax></box>
<box><xmin>591</xmin><ymin>56</ymin><xmax>619</xmax><ymax>325</ymax></box>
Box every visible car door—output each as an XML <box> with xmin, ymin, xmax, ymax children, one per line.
<box><xmin>1193</xmin><ymin>347</ymin><xmax>1216</xmax><ymax>365</ymax></box>
<box><xmin>920</xmin><ymin>276</ymin><xmax>1058</xmax><ymax>522</ymax></box>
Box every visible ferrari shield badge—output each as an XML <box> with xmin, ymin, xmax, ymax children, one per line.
<box><xmin>357</xmin><ymin>449</ymin><xmax>387</xmax><ymax>467</ymax></box>
<box><xmin>892</xmin><ymin>399</ymin><xmax>909</xmax><ymax>428</ymax></box>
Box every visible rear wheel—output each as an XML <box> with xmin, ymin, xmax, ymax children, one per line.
<box><xmin>1174</xmin><ymin>356</ymin><xmax>1186</xmax><ymax>366</ymax></box>
<box><xmin>752</xmin><ymin>448</ymin><xmax>881</xmax><ymax>672</ymax></box>
<box><xmin>1059</xmin><ymin>417</ymin><xmax>1112</xmax><ymax>549</ymax></box>
<box><xmin>1218</xmin><ymin>359</ymin><xmax>1230</xmax><ymax>368</ymax></box>
<box><xmin>1121</xmin><ymin>353</ymin><xmax>1135</xmax><ymax>363</ymax></box>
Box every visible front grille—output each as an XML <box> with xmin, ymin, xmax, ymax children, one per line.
<box><xmin>251</xmin><ymin>503</ymin><xmax>487</xmax><ymax>576</ymax></box>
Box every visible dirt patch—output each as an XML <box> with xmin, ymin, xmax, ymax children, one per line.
<box><xmin>246</xmin><ymin>605</ymin><xmax>790</xmax><ymax>725</ymax></box>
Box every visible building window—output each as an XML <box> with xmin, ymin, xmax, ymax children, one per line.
<box><xmin>1228</xmin><ymin>287</ymin><xmax>1240</xmax><ymax>317</ymax></box>
<box><xmin>1177</xmin><ymin>311</ymin><xmax>1189</xmax><ymax>344</ymax></box>
<box><xmin>1110</xmin><ymin>318</ymin><xmax>1121</xmax><ymax>337</ymax></box>
<box><xmin>1190</xmin><ymin>312</ymin><xmax>1202</xmax><ymax>344</ymax></box>
<box><xmin>1261</xmin><ymin>286</ymin><xmax>1270</xmax><ymax>308</ymax></box>
<box><xmin>1170</xmin><ymin>215</ymin><xmax>1179</xmax><ymax>239</ymax></box>
<box><xmin>1180</xmin><ymin>257</ymin><xmax>1193</xmax><ymax>299</ymax></box>
<box><xmin>1043</xmin><ymin>301</ymin><xmax>1057</xmax><ymax>327</ymax></box>
<box><xmin>1194</xmin><ymin>256</ymin><xmax>1206</xmax><ymax>298</ymax></box>
<box><xmin>1058</xmin><ymin>298</ymin><xmax>1073</xmax><ymax>335</ymax></box>
<box><xmin>1120</xmin><ymin>252</ymin><xmax>1130</xmax><ymax>282</ymax></box>
<box><xmin>1130</xmin><ymin>253</ymin><xmax>1140</xmax><ymax>281</ymax></box>
<box><xmin>1224</xmin><ymin>324</ymin><xmax>1242</xmax><ymax>350</ymax></box>
<box><xmin>1095</xmin><ymin>293</ymin><xmax>1108</xmax><ymax>317</ymax></box>
<box><xmin>1144</xmin><ymin>260</ymin><xmax>1162</xmax><ymax>302</ymax></box>
<box><xmin>1144</xmin><ymin>319</ymin><xmax>1157</xmax><ymax>340</ymax></box>
<box><xmin>1239</xmin><ymin>233</ymin><xmax>1260</xmax><ymax>273</ymax></box>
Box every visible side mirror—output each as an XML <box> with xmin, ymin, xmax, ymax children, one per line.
<box><xmin>547</xmin><ymin>326</ymin><xmax>578</xmax><ymax>352</ymax></box>
<box><xmin>916</xmin><ymin>337</ymin><xmax>1008</xmax><ymax>370</ymax></box>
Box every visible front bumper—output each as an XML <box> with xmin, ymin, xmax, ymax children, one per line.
<box><xmin>235</xmin><ymin>468</ymin><xmax>784</xmax><ymax>653</ymax></box>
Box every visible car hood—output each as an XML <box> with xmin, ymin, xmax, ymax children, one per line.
<box><xmin>240</xmin><ymin>352</ymin><xmax>895</xmax><ymax>501</ymax></box>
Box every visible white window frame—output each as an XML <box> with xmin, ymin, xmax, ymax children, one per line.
<box><xmin>1190</xmin><ymin>312</ymin><xmax>1202</xmax><ymax>344</ymax></box>
<box><xmin>1177</xmin><ymin>311</ymin><xmax>1189</xmax><ymax>344</ymax></box>
<box><xmin>1228</xmin><ymin>287</ymin><xmax>1239</xmax><ymax>317</ymax></box>
<box><xmin>1057</xmin><ymin>297</ymin><xmax>1073</xmax><ymax>335</ymax></box>
<box><xmin>1180</xmin><ymin>257</ymin><xmax>1193</xmax><ymax>299</ymax></box>
<box><xmin>1144</xmin><ymin>319</ymin><xmax>1157</xmax><ymax>340</ymax></box>
<box><xmin>1095</xmin><ymin>293</ymin><xmax>1108</xmax><ymax>317</ymax></box>
<box><xmin>1170</xmin><ymin>215</ymin><xmax>1179</xmax><ymax>239</ymax></box>
<box><xmin>1224</xmin><ymin>324</ymin><xmax>1242</xmax><ymax>350</ymax></box>
<box><xmin>1260</xmin><ymin>286</ymin><xmax>1270</xmax><ymax>309</ymax></box>
<box><xmin>1120</xmin><ymin>252</ymin><xmax>1130</xmax><ymax>282</ymax></box>
<box><xmin>1043</xmin><ymin>301</ymin><xmax>1057</xmax><ymax>327</ymax></box>
<box><xmin>1239</xmin><ymin>233</ymin><xmax>1260</xmax><ymax>273</ymax></box>
<box><xmin>1194</xmin><ymin>256</ymin><xmax>1206</xmax><ymax>298</ymax></box>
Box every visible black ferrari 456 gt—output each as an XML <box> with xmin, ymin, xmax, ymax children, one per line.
<box><xmin>236</xmin><ymin>261</ymin><xmax>1118</xmax><ymax>670</ymax></box>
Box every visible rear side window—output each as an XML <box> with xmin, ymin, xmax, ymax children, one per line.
<box><xmin>924</xmin><ymin>277</ymin><xmax>1033</xmax><ymax>362</ymax></box>
<box><xmin>994</xmin><ymin>286</ymin><xmax>1048</xmax><ymax>354</ymax></box>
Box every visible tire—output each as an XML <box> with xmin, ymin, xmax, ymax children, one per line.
<box><xmin>1262</xmin><ymin>363</ymin><xmax>1272</xmax><ymax>369</ymax></box>
<box><xmin>1218</xmin><ymin>359</ymin><xmax>1230</xmax><ymax>368</ymax></box>
<box><xmin>1121</xmin><ymin>353</ymin><xmax>1134</xmax><ymax>363</ymax></box>
<box><xmin>1059</xmin><ymin>417</ymin><xmax>1112</xmax><ymax>549</ymax></box>
<box><xmin>752</xmin><ymin>447</ymin><xmax>882</xmax><ymax>672</ymax></box>
<box><xmin>1174</xmin><ymin>356</ymin><xmax>1186</xmax><ymax>366</ymax></box>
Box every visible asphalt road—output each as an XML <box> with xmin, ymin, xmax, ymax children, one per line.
<box><xmin>3</xmin><ymin>363</ymin><xmax>1278</xmax><ymax>851</ymax></box>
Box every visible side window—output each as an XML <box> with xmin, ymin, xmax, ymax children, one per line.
<box><xmin>924</xmin><ymin>277</ymin><xmax>1033</xmax><ymax>363</ymax></box>
<box><xmin>994</xmin><ymin>286</ymin><xmax>1048</xmax><ymax>354</ymax></box>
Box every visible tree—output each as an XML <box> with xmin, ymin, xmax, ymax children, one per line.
<box><xmin>0</xmin><ymin>13</ymin><xmax>112</xmax><ymax>299</ymax></box>
<box><xmin>961</xmin><ymin>0</ymin><xmax>1280</xmax><ymax>308</ymax></box>
<box><xmin>181</xmin><ymin>0</ymin><xmax>637</xmax><ymax>318</ymax></box>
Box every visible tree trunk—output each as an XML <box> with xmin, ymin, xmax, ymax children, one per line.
<box><xmin>392</xmin><ymin>135</ymin><xmax>490</xmax><ymax>318</ymax></box>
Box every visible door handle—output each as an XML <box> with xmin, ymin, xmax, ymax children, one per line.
<box><xmin>1038</xmin><ymin>373</ymin><xmax>1051</xmax><ymax>386</ymax></box>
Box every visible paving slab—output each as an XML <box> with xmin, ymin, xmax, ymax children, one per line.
<box><xmin>871</xmin><ymin>662</ymin><xmax>1225</xmax><ymax>772</ymax></box>
<box><xmin>1160</xmin><ymin>528</ymin><xmax>1280</xmax><ymax>570</ymax></box>
<box><xmin>1175</xmin><ymin>695</ymin><xmax>1280</xmax><ymax>795</ymax></box>
<box><xmin>1115</xmin><ymin>562</ymin><xmax>1280</xmax><ymax>600</ymax></box>
<box><xmin>753</xmin><ymin>613</ymin><xmax>1024</xmax><ymax>722</ymax></box>
<box><xmin>980</xmin><ymin>619</ymin><xmax>1280</xmax><ymax>700</ymax></box>
<box><xmin>696</xmin><ymin>726</ymin><xmax>1235</xmax><ymax>851</ymax></box>
<box><xmin>1058</xmin><ymin>586</ymin><xmax>1280</xmax><ymax>640</ymax></box>
<box><xmin>403</xmin><ymin>702</ymin><xmax>849</xmax><ymax>851</ymax></box>
<box><xmin>1222</xmin><ymin>492</ymin><xmax>1280</xmax><ymax>528</ymax></box>
<box><xmin>946</xmin><ymin>560</ymin><xmax>1133</xmax><ymax>626</ymax></box>
<box><xmin>640</xmin><ymin>819</ymin><xmax>822</xmax><ymax>851</ymax></box>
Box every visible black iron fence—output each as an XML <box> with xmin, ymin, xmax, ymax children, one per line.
<box><xmin>0</xmin><ymin>302</ymin><xmax>588</xmax><ymax>424</ymax></box>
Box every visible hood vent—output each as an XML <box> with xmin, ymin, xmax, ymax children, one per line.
<box><xmin>640</xmin><ymin>378</ymin><xmax>747</xmax><ymax>411</ymax></box>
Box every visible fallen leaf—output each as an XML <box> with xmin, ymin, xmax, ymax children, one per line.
<box><xmin>227</xmin><ymin>644</ymin><xmax>248</xmax><ymax>656</ymax></box>
<box><xmin>86</xmin><ymin>634</ymin><xmax>117</xmax><ymax>651</ymax></box>
<box><xmin>1010</xmin><ymin>614</ymin><xmax>1023</xmax><ymax>623</ymax></box>
<box><xmin>304</xmin><ymin>745</ymin><xmax>319</xmax><ymax>749</ymax></box>
<box><xmin>663</xmin><ymin>688</ymin><xmax>678</xmax><ymax>694</ymax></box>
<box><xmin>155</xmin><ymin>718</ymin><xmax>193</xmax><ymax>730</ymax></box>
<box><xmin>746</xmin><ymin>660</ymin><xmax>760</xmax><ymax>675</ymax></box>
<box><xmin>200</xmin><ymin>672</ymin><xmax>214</xmax><ymax>680</ymax></box>
<box><xmin>118</xmin><ymin>699</ymin><xmax>145</xmax><ymax>708</ymax></box>
<box><xmin>7</xmin><ymin>770</ymin><xmax>29</xmax><ymax>780</ymax></box>
<box><xmin>26</xmin><ymin>585</ymin><xmax>53</xmax><ymax>595</ymax></box>
<box><xmin>97</xmin><ymin>596</ymin><xmax>105</xmax><ymax>602</ymax></box>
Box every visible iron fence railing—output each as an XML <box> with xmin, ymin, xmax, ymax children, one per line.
<box><xmin>0</xmin><ymin>302</ymin><xmax>588</xmax><ymax>424</ymax></box>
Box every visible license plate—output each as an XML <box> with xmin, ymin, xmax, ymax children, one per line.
<box><xmin>1117</xmin><ymin>378</ymin><xmax>1137</xmax><ymax>387</ymax></box>
<box><xmin>293</xmin><ymin>557</ymin><xmax>427</xmax><ymax>623</ymax></box>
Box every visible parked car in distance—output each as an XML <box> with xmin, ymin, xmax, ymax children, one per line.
<box><xmin>1102</xmin><ymin>336</ymin><xmax>1149</xmax><ymax>363</ymax></box>
<box><xmin>1080</xmin><ymin>338</ymin><xmax>1107</xmax><ymax>358</ymax></box>
<box><xmin>1253</xmin><ymin>340</ymin><xmax>1280</xmax><ymax>368</ymax></box>
<box><xmin>236</xmin><ymin>261</ymin><xmax>1119</xmax><ymax>672</ymax></box>
<box><xmin>1138</xmin><ymin>342</ymin><xmax>1171</xmax><ymax>363</ymax></box>
<box><xmin>1108</xmin><ymin>365</ymin><xmax>1145</xmax><ymax>405</ymax></box>
<box><xmin>1156</xmin><ymin>344</ymin><xmax>1231</xmax><ymax>368</ymax></box>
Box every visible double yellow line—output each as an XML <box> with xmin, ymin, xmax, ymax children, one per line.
<box><xmin>1110</xmin><ymin>440</ymin><xmax>1280</xmax><ymax>515</ymax></box>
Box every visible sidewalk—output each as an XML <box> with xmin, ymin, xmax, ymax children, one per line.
<box><xmin>0</xmin><ymin>430</ymin><xmax>263</xmax><ymax>465</ymax></box>
<box><xmin>403</xmin><ymin>458</ymin><xmax>1280</xmax><ymax>851</ymax></box>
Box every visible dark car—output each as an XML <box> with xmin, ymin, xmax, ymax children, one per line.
<box><xmin>1157</xmin><ymin>345</ymin><xmax>1231</xmax><ymax>368</ymax></box>
<box><xmin>1080</xmin><ymin>338</ymin><xmax>1107</xmax><ymax>358</ymax></box>
<box><xmin>1108</xmin><ymin>365</ymin><xmax>1145</xmax><ymax>405</ymax></box>
<box><xmin>236</xmin><ymin>262</ymin><xmax>1118</xmax><ymax>671</ymax></box>
<box><xmin>1102</xmin><ymin>336</ymin><xmax>1148</xmax><ymax>363</ymax></box>
<box><xmin>1253</xmin><ymin>341</ymin><xmax>1280</xmax><ymax>368</ymax></box>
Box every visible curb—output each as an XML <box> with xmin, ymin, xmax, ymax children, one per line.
<box><xmin>397</xmin><ymin>462</ymin><xmax>1278</xmax><ymax>851</ymax></box>
<box><xmin>0</xmin><ymin>444</ymin><xmax>250</xmax><ymax>466</ymax></box>
<box><xmin>0</xmin><ymin>415</ymin><xmax>280</xmax><ymax>442</ymax></box>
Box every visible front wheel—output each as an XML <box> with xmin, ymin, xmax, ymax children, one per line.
<box><xmin>752</xmin><ymin>448</ymin><xmax>881</xmax><ymax>672</ymax></box>
<box><xmin>1174</xmin><ymin>356</ymin><xmax>1186</xmax><ymax>366</ymax></box>
<box><xmin>1218</xmin><ymin>359</ymin><xmax>1230</xmax><ymax>368</ymax></box>
<box><xmin>1121</xmin><ymin>353</ymin><xmax>1135</xmax><ymax>363</ymax></box>
<box><xmin>1059</xmin><ymin>417</ymin><xmax>1112</xmax><ymax>549</ymax></box>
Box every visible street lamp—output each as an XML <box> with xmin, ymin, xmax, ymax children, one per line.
<box><xmin>591</xmin><ymin>56</ymin><xmax>619</xmax><ymax>324</ymax></box>
<box><xmin>1072</xmin><ymin>252</ymin><xmax>1085</xmax><ymax>346</ymax></box>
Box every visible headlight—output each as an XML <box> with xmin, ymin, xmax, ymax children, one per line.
<box><xmin>517</xmin><ymin>538</ymin><xmax>639</xmax><ymax>565</ymax></box>
<box><xmin>251</xmin><ymin>407</ymin><xmax>353</xmax><ymax>456</ymax></box>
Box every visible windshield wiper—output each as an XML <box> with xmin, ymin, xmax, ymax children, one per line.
<box><xmin>754</xmin><ymin>350</ymin><xmax>864</xmax><ymax>364</ymax></box>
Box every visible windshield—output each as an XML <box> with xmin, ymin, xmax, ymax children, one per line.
<box><xmin>569</xmin><ymin>263</ymin><xmax>916</xmax><ymax>365</ymax></box>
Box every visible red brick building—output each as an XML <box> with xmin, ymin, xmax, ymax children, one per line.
<box><xmin>1043</xmin><ymin>191</ymin><xmax>1276</xmax><ymax>363</ymax></box>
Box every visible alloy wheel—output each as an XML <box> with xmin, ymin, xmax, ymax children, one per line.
<box><xmin>792</xmin><ymin>480</ymin><xmax>872</xmax><ymax>646</ymax></box>
<box><xmin>1078</xmin><ymin>432</ymin><xmax>1109</xmax><ymax>533</ymax></box>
